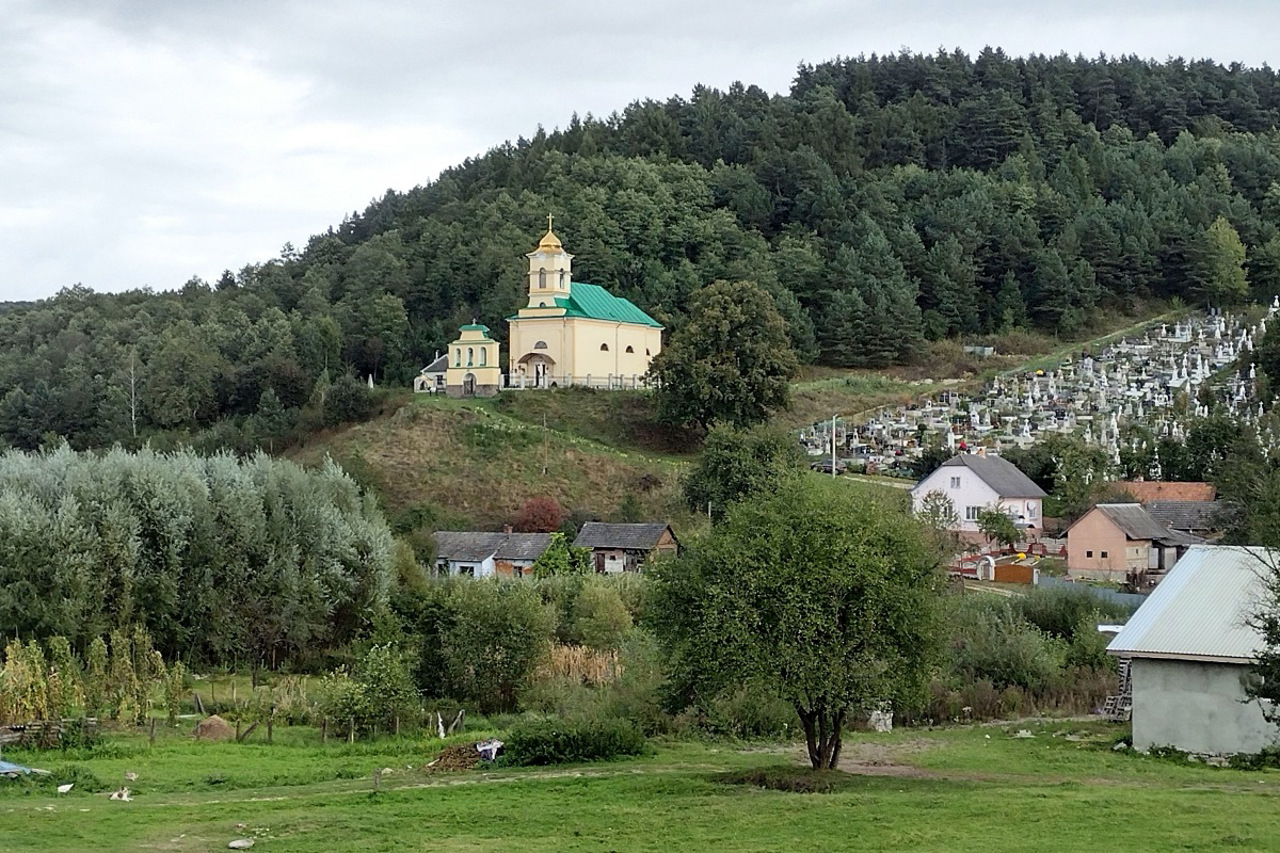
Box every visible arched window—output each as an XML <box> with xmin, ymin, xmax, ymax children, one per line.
<box><xmin>534</xmin><ymin>341</ymin><xmax>548</xmax><ymax>350</ymax></box>
<box><xmin>538</xmin><ymin>301</ymin><xmax>546</xmax><ymax>308</ymax></box>
<box><xmin>538</xmin><ymin>268</ymin><xmax>547</xmax><ymax>288</ymax></box>
<box><xmin>625</xmin><ymin>345</ymin><xmax>635</xmax><ymax>354</ymax></box>
<box><xmin>559</xmin><ymin>270</ymin><xmax>566</xmax><ymax>287</ymax></box>
<box><xmin>645</xmin><ymin>348</ymin><xmax>651</xmax><ymax>356</ymax></box>
<box><xmin>600</xmin><ymin>343</ymin><xmax>609</xmax><ymax>351</ymax></box>
<box><xmin>454</xmin><ymin>348</ymin><xmax>462</xmax><ymax>366</ymax></box>
<box><xmin>480</xmin><ymin>347</ymin><xmax>487</xmax><ymax>366</ymax></box>
<box><xmin>467</xmin><ymin>347</ymin><xmax>474</xmax><ymax>366</ymax></box>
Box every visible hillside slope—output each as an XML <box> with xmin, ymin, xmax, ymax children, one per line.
<box><xmin>291</xmin><ymin>390</ymin><xmax>694</xmax><ymax>532</ymax></box>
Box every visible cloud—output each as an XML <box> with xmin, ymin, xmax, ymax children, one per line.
<box><xmin>2</xmin><ymin>0</ymin><xmax>1280</xmax><ymax>301</ymax></box>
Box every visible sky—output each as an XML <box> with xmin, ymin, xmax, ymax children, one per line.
<box><xmin>3</xmin><ymin>0</ymin><xmax>1280</xmax><ymax>303</ymax></box>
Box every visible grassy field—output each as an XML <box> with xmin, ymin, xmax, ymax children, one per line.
<box><xmin>4</xmin><ymin>719</ymin><xmax>1280</xmax><ymax>852</ymax></box>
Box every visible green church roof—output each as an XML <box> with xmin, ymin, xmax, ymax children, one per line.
<box><xmin>507</xmin><ymin>282</ymin><xmax>663</xmax><ymax>328</ymax></box>
<box><xmin>559</xmin><ymin>283</ymin><xmax>663</xmax><ymax>328</ymax></box>
<box><xmin>460</xmin><ymin>323</ymin><xmax>491</xmax><ymax>332</ymax></box>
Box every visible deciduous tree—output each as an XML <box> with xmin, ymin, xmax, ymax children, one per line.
<box><xmin>650</xmin><ymin>478</ymin><xmax>942</xmax><ymax>769</ymax></box>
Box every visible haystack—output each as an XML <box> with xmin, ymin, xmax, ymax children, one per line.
<box><xmin>193</xmin><ymin>715</ymin><xmax>234</xmax><ymax>741</ymax></box>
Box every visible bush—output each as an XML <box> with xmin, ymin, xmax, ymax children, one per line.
<box><xmin>944</xmin><ymin>595</ymin><xmax>1066</xmax><ymax>693</ymax></box>
<box><xmin>1012</xmin><ymin>587</ymin><xmax>1135</xmax><ymax>640</ymax></box>
<box><xmin>572</xmin><ymin>582</ymin><xmax>633</xmax><ymax>650</ymax></box>
<box><xmin>503</xmin><ymin>717</ymin><xmax>648</xmax><ymax>766</ymax></box>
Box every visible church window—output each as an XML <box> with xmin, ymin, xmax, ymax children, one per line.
<box><xmin>534</xmin><ymin>341</ymin><xmax>548</xmax><ymax>350</ymax></box>
<box><xmin>538</xmin><ymin>302</ymin><xmax>546</xmax><ymax>307</ymax></box>
<box><xmin>454</xmin><ymin>348</ymin><xmax>461</xmax><ymax>367</ymax></box>
<box><xmin>467</xmin><ymin>347</ymin><xmax>474</xmax><ymax>366</ymax></box>
<box><xmin>480</xmin><ymin>348</ymin><xmax>487</xmax><ymax>366</ymax></box>
<box><xmin>645</xmin><ymin>348</ymin><xmax>651</xmax><ymax>356</ymax></box>
<box><xmin>559</xmin><ymin>270</ymin><xmax>566</xmax><ymax>287</ymax></box>
<box><xmin>625</xmin><ymin>345</ymin><xmax>634</xmax><ymax>353</ymax></box>
<box><xmin>539</xmin><ymin>268</ymin><xmax>547</xmax><ymax>288</ymax></box>
<box><xmin>600</xmin><ymin>343</ymin><xmax>609</xmax><ymax>351</ymax></box>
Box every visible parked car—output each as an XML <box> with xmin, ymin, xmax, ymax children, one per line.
<box><xmin>810</xmin><ymin>460</ymin><xmax>846</xmax><ymax>475</ymax></box>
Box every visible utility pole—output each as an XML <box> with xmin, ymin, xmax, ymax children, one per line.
<box><xmin>542</xmin><ymin>414</ymin><xmax>549</xmax><ymax>475</ymax></box>
<box><xmin>831</xmin><ymin>413</ymin><xmax>838</xmax><ymax>478</ymax></box>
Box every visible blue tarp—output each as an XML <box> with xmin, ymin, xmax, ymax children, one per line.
<box><xmin>0</xmin><ymin>759</ymin><xmax>37</xmax><ymax>777</ymax></box>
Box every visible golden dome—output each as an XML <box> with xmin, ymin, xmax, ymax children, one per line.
<box><xmin>535</xmin><ymin>228</ymin><xmax>563</xmax><ymax>253</ymax></box>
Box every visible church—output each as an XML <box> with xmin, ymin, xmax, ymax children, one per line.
<box><xmin>424</xmin><ymin>222</ymin><xmax>663</xmax><ymax>396</ymax></box>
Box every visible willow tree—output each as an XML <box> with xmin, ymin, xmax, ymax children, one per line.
<box><xmin>649</xmin><ymin>478</ymin><xmax>942</xmax><ymax>770</ymax></box>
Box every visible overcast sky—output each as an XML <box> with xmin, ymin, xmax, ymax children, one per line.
<box><xmin>4</xmin><ymin>0</ymin><xmax>1280</xmax><ymax>302</ymax></box>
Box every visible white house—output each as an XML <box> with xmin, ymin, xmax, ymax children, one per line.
<box><xmin>433</xmin><ymin>530</ymin><xmax>552</xmax><ymax>578</ymax></box>
<box><xmin>1107</xmin><ymin>545</ymin><xmax>1278</xmax><ymax>755</ymax></box>
<box><xmin>910</xmin><ymin>452</ymin><xmax>1045</xmax><ymax>534</ymax></box>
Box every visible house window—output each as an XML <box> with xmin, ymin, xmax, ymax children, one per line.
<box><xmin>534</xmin><ymin>341</ymin><xmax>548</xmax><ymax>349</ymax></box>
<box><xmin>458</xmin><ymin>565</ymin><xmax>475</xmax><ymax>577</ymax></box>
<box><xmin>539</xmin><ymin>268</ymin><xmax>547</xmax><ymax>288</ymax></box>
<box><xmin>965</xmin><ymin>506</ymin><xmax>980</xmax><ymax>521</ymax></box>
<box><xmin>950</xmin><ymin>477</ymin><xmax>961</xmax><ymax>489</ymax></box>
<box><xmin>1086</xmin><ymin>550</ymin><xmax>1093</xmax><ymax>558</ymax></box>
<box><xmin>1100</xmin><ymin>551</ymin><xmax>1109</xmax><ymax>559</ymax></box>
<box><xmin>625</xmin><ymin>345</ymin><xmax>635</xmax><ymax>353</ymax></box>
<box><xmin>1026</xmin><ymin>504</ymin><xmax>1038</xmax><ymax>518</ymax></box>
<box><xmin>600</xmin><ymin>343</ymin><xmax>609</xmax><ymax>351</ymax></box>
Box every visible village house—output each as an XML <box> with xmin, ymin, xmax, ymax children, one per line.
<box><xmin>1108</xmin><ymin>545</ymin><xmax>1278</xmax><ymax>756</ymax></box>
<box><xmin>412</xmin><ymin>352</ymin><xmax>448</xmax><ymax>393</ymax></box>
<box><xmin>433</xmin><ymin>529</ymin><xmax>552</xmax><ymax>578</ymax></box>
<box><xmin>1065</xmin><ymin>503</ymin><xmax>1201</xmax><ymax>582</ymax></box>
<box><xmin>572</xmin><ymin>522</ymin><xmax>679</xmax><ymax>573</ymax></box>
<box><xmin>910</xmin><ymin>452</ymin><xmax>1045</xmax><ymax>535</ymax></box>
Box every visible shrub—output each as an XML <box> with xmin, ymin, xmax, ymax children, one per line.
<box><xmin>1012</xmin><ymin>587</ymin><xmax>1135</xmax><ymax>640</ymax></box>
<box><xmin>441</xmin><ymin>580</ymin><xmax>555</xmax><ymax>714</ymax></box>
<box><xmin>503</xmin><ymin>717</ymin><xmax>648</xmax><ymax>765</ymax></box>
<box><xmin>572</xmin><ymin>582</ymin><xmax>633</xmax><ymax>650</ymax></box>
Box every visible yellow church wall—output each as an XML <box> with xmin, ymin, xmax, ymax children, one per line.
<box><xmin>567</xmin><ymin>318</ymin><xmax>660</xmax><ymax>380</ymax></box>
<box><xmin>508</xmin><ymin>317</ymin><xmax>661</xmax><ymax>384</ymax></box>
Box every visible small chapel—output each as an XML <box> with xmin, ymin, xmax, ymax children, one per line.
<box><xmin>425</xmin><ymin>221</ymin><xmax>663</xmax><ymax>396</ymax></box>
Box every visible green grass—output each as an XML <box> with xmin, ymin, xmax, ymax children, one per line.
<box><xmin>5</xmin><ymin>720</ymin><xmax>1280</xmax><ymax>851</ymax></box>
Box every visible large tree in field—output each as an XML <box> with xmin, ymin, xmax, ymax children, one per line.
<box><xmin>649</xmin><ymin>478</ymin><xmax>942</xmax><ymax>770</ymax></box>
<box><xmin>649</xmin><ymin>280</ymin><xmax>798</xmax><ymax>430</ymax></box>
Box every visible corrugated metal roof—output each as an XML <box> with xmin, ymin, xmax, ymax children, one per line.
<box><xmin>1107</xmin><ymin>545</ymin><xmax>1273</xmax><ymax>663</ymax></box>
<box><xmin>936</xmin><ymin>453</ymin><xmax>1047</xmax><ymax>498</ymax></box>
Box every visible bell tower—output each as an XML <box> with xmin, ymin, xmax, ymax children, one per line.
<box><xmin>526</xmin><ymin>214</ymin><xmax>573</xmax><ymax>307</ymax></box>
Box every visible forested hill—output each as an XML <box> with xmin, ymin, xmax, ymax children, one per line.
<box><xmin>6</xmin><ymin>49</ymin><xmax>1280</xmax><ymax>451</ymax></box>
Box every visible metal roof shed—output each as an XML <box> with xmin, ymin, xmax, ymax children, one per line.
<box><xmin>1107</xmin><ymin>545</ymin><xmax>1278</xmax><ymax>755</ymax></box>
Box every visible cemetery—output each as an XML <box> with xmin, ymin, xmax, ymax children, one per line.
<box><xmin>805</xmin><ymin>304</ymin><xmax>1274</xmax><ymax>482</ymax></box>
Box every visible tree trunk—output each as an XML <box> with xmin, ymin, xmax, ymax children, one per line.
<box><xmin>795</xmin><ymin>705</ymin><xmax>846</xmax><ymax>770</ymax></box>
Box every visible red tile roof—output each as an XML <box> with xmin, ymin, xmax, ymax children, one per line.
<box><xmin>1110</xmin><ymin>481</ymin><xmax>1216</xmax><ymax>502</ymax></box>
